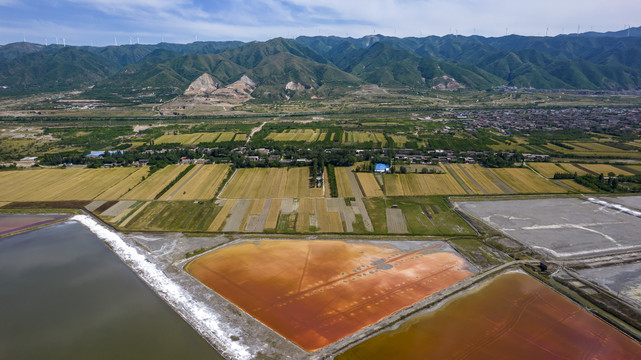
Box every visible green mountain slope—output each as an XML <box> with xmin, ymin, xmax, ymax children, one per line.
<box><xmin>0</xmin><ymin>47</ymin><xmax>119</xmax><ymax>91</ymax></box>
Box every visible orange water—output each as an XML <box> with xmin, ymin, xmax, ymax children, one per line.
<box><xmin>338</xmin><ymin>272</ymin><xmax>641</xmax><ymax>360</ymax></box>
<box><xmin>185</xmin><ymin>240</ymin><xmax>472</xmax><ymax>350</ymax></box>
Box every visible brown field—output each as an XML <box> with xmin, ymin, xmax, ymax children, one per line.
<box><xmin>185</xmin><ymin>240</ymin><xmax>473</xmax><ymax>351</ymax></box>
<box><xmin>383</xmin><ymin>173</ymin><xmax>466</xmax><ymax>196</ymax></box>
<box><xmin>220</xmin><ymin>167</ymin><xmax>322</xmax><ymax>199</ymax></box>
<box><xmin>120</xmin><ymin>165</ymin><xmax>187</xmax><ymax>200</ymax></box>
<box><xmin>527</xmin><ymin>162</ymin><xmax>567</xmax><ymax>178</ymax></box>
<box><xmin>356</xmin><ymin>173</ymin><xmax>384</xmax><ymax>197</ymax></box>
<box><xmin>0</xmin><ymin>168</ymin><xmax>139</xmax><ymax>201</ymax></box>
<box><xmin>489</xmin><ymin>168</ymin><xmax>567</xmax><ymax>193</ymax></box>
<box><xmin>337</xmin><ymin>272</ymin><xmax>641</xmax><ymax>360</ymax></box>
<box><xmin>335</xmin><ymin>167</ymin><xmax>354</xmax><ymax>198</ymax></box>
<box><xmin>95</xmin><ymin>167</ymin><xmax>150</xmax><ymax>200</ymax></box>
<box><xmin>159</xmin><ymin>164</ymin><xmax>229</xmax><ymax>201</ymax></box>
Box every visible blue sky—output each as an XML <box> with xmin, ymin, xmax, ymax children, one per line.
<box><xmin>1</xmin><ymin>0</ymin><xmax>639</xmax><ymax>46</ymax></box>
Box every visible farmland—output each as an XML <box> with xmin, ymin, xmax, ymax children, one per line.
<box><xmin>95</xmin><ymin>167</ymin><xmax>150</xmax><ymax>200</ymax></box>
<box><xmin>0</xmin><ymin>168</ymin><xmax>140</xmax><ymax>201</ymax></box>
<box><xmin>356</xmin><ymin>173</ymin><xmax>384</xmax><ymax>197</ymax></box>
<box><xmin>220</xmin><ymin>167</ymin><xmax>323</xmax><ymax>199</ymax></box>
<box><xmin>335</xmin><ymin>167</ymin><xmax>354</xmax><ymax>198</ymax></box>
<box><xmin>185</xmin><ymin>240</ymin><xmax>474</xmax><ymax>351</ymax></box>
<box><xmin>120</xmin><ymin>165</ymin><xmax>187</xmax><ymax>200</ymax></box>
<box><xmin>119</xmin><ymin>200</ymin><xmax>221</xmax><ymax>231</ymax></box>
<box><xmin>342</xmin><ymin>131</ymin><xmax>387</xmax><ymax>145</ymax></box>
<box><xmin>383</xmin><ymin>173</ymin><xmax>466</xmax><ymax>196</ymax></box>
<box><xmin>154</xmin><ymin>132</ymin><xmax>244</xmax><ymax>145</ymax></box>
<box><xmin>265</xmin><ymin>129</ymin><xmax>326</xmax><ymax>142</ymax></box>
<box><xmin>159</xmin><ymin>164</ymin><xmax>230</xmax><ymax>201</ymax></box>
<box><xmin>558</xmin><ymin>163</ymin><xmax>637</xmax><ymax>177</ymax></box>
<box><xmin>490</xmin><ymin>168</ymin><xmax>566</xmax><ymax>193</ymax></box>
<box><xmin>528</xmin><ymin>162</ymin><xmax>567</xmax><ymax>178</ymax></box>
<box><xmin>337</xmin><ymin>272</ymin><xmax>641</xmax><ymax>360</ymax></box>
<box><xmin>544</xmin><ymin>141</ymin><xmax>641</xmax><ymax>159</ymax></box>
<box><xmin>364</xmin><ymin>197</ymin><xmax>475</xmax><ymax>236</ymax></box>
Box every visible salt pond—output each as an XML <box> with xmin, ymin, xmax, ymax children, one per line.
<box><xmin>0</xmin><ymin>219</ymin><xmax>222</xmax><ymax>360</ymax></box>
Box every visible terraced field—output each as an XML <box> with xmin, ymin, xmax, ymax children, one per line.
<box><xmin>0</xmin><ymin>168</ymin><xmax>140</xmax><ymax>201</ymax></box>
<box><xmin>220</xmin><ymin>167</ymin><xmax>323</xmax><ymax>199</ymax></box>
<box><xmin>159</xmin><ymin>164</ymin><xmax>230</xmax><ymax>201</ymax></box>
<box><xmin>120</xmin><ymin>165</ymin><xmax>187</xmax><ymax>200</ymax></box>
<box><xmin>265</xmin><ymin>129</ymin><xmax>326</xmax><ymax>142</ymax></box>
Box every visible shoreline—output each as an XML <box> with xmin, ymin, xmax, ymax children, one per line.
<box><xmin>72</xmin><ymin>214</ymin><xmax>253</xmax><ymax>360</ymax></box>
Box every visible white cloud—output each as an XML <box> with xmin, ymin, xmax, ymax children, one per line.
<box><xmin>1</xmin><ymin>0</ymin><xmax>640</xmax><ymax>45</ymax></box>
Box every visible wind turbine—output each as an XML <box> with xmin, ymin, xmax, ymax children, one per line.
<box><xmin>63</xmin><ymin>38</ymin><xmax>66</xmax><ymax>47</ymax></box>
<box><xmin>114</xmin><ymin>36</ymin><xmax>118</xmax><ymax>46</ymax></box>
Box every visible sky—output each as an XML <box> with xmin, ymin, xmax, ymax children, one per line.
<box><xmin>0</xmin><ymin>0</ymin><xmax>639</xmax><ymax>46</ymax></box>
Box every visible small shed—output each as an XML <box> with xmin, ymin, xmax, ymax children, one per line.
<box><xmin>374</xmin><ymin>163</ymin><xmax>390</xmax><ymax>173</ymax></box>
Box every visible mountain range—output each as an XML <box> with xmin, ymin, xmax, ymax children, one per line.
<box><xmin>1</xmin><ymin>27</ymin><xmax>641</xmax><ymax>98</ymax></box>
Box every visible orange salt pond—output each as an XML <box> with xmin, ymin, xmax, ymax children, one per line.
<box><xmin>185</xmin><ymin>240</ymin><xmax>473</xmax><ymax>351</ymax></box>
<box><xmin>338</xmin><ymin>272</ymin><xmax>641</xmax><ymax>360</ymax></box>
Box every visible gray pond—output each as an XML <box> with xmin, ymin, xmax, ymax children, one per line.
<box><xmin>0</xmin><ymin>219</ymin><xmax>223</xmax><ymax>360</ymax></box>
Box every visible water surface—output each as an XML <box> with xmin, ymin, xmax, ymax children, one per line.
<box><xmin>0</xmin><ymin>220</ymin><xmax>222</xmax><ymax>360</ymax></box>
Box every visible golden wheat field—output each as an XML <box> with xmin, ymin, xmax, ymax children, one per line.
<box><xmin>490</xmin><ymin>168</ymin><xmax>567</xmax><ymax>193</ymax></box>
<box><xmin>560</xmin><ymin>179</ymin><xmax>595</xmax><ymax>193</ymax></box>
<box><xmin>528</xmin><ymin>162</ymin><xmax>568</xmax><ymax>178</ymax></box>
<box><xmin>220</xmin><ymin>167</ymin><xmax>323</xmax><ymax>199</ymax></box>
<box><xmin>343</xmin><ymin>131</ymin><xmax>387</xmax><ymax>145</ymax></box>
<box><xmin>335</xmin><ymin>167</ymin><xmax>354</xmax><ymax>198</ymax></box>
<box><xmin>356</xmin><ymin>173</ymin><xmax>384</xmax><ymax>197</ymax></box>
<box><xmin>456</xmin><ymin>164</ymin><xmax>507</xmax><ymax>194</ymax></box>
<box><xmin>120</xmin><ymin>165</ymin><xmax>186</xmax><ymax>200</ymax></box>
<box><xmin>159</xmin><ymin>164</ymin><xmax>230</xmax><ymax>201</ymax></box>
<box><xmin>445</xmin><ymin>164</ymin><xmax>483</xmax><ymax>194</ymax></box>
<box><xmin>95</xmin><ymin>167</ymin><xmax>150</xmax><ymax>200</ymax></box>
<box><xmin>383</xmin><ymin>173</ymin><xmax>466</xmax><ymax>196</ymax></box>
<box><xmin>264</xmin><ymin>198</ymin><xmax>281</xmax><ymax>230</ymax></box>
<box><xmin>208</xmin><ymin>199</ymin><xmax>235</xmax><ymax>231</ymax></box>
<box><xmin>558</xmin><ymin>163</ymin><xmax>592</xmax><ymax>176</ymax></box>
<box><xmin>155</xmin><ymin>132</ymin><xmax>243</xmax><ymax>145</ymax></box>
<box><xmin>579</xmin><ymin>164</ymin><xmax>635</xmax><ymax>176</ymax></box>
<box><xmin>0</xmin><ymin>168</ymin><xmax>140</xmax><ymax>201</ymax></box>
<box><xmin>296</xmin><ymin>198</ymin><xmax>315</xmax><ymax>232</ymax></box>
<box><xmin>265</xmin><ymin>129</ymin><xmax>326</xmax><ymax>142</ymax></box>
